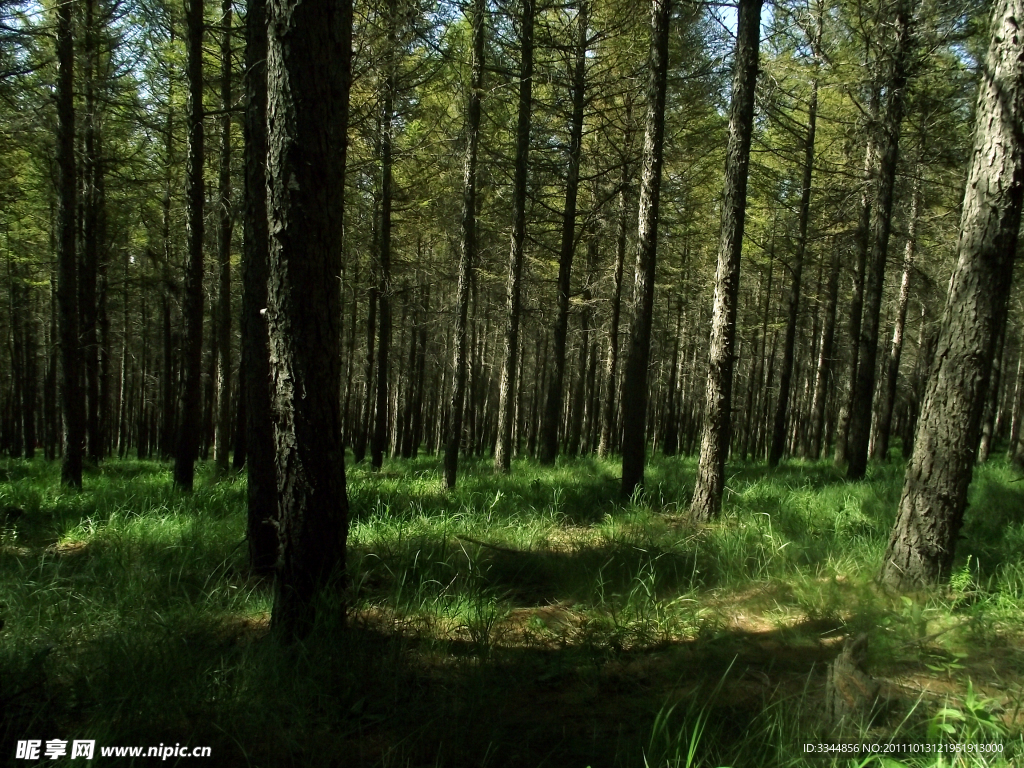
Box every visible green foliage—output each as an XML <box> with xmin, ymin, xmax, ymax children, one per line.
<box><xmin>1</xmin><ymin>455</ymin><xmax>1023</xmax><ymax>766</ymax></box>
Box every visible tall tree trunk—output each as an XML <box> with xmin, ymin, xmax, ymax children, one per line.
<box><xmin>354</xmin><ymin>282</ymin><xmax>376</xmax><ymax>464</ymax></box>
<box><xmin>834</xmin><ymin>90</ymin><xmax>879</xmax><ymax>466</ymax></box>
<box><xmin>1007</xmin><ymin>327</ymin><xmax>1024</xmax><ymax>464</ymax></box>
<box><xmin>690</xmin><ymin>0</ymin><xmax>761</xmax><ymax>518</ymax></box>
<box><xmin>493</xmin><ymin>0</ymin><xmax>530</xmax><ymax>474</ymax></box>
<box><xmin>56</xmin><ymin>0</ymin><xmax>83</xmax><ymax>487</ymax></box>
<box><xmin>266</xmin><ymin>0</ymin><xmax>353</xmax><ymax>638</ymax></box>
<box><xmin>872</xmin><ymin>180</ymin><xmax>919</xmax><ymax>460</ymax></box>
<box><xmin>242</xmin><ymin>0</ymin><xmax>277</xmax><ymax>573</ymax></box>
<box><xmin>977</xmin><ymin>322</ymin><xmax>1007</xmax><ymax>463</ymax></box>
<box><xmin>372</xmin><ymin>1</ymin><xmax>397</xmax><ymax>471</ymax></box>
<box><xmin>215</xmin><ymin>0</ymin><xmax>234</xmax><ymax>473</ymax></box>
<box><xmin>81</xmin><ymin>0</ymin><xmax>102</xmax><ymax>465</ymax></box>
<box><xmin>598</xmin><ymin>136</ymin><xmax>631</xmax><ymax>459</ymax></box>
<box><xmin>769</xmin><ymin>34</ymin><xmax>819</xmax><ymax>467</ymax></box>
<box><xmin>174</xmin><ymin>0</ymin><xmax>205</xmax><ymax>491</ymax></box>
<box><xmin>448</xmin><ymin>0</ymin><xmax>488</xmax><ymax>484</ymax></box>
<box><xmin>879</xmin><ymin>0</ymin><xmax>1024</xmax><ymax>589</ymax></box>
<box><xmin>620</xmin><ymin>0</ymin><xmax>672</xmax><ymax>497</ymax></box>
<box><xmin>539</xmin><ymin>0</ymin><xmax>588</xmax><ymax>466</ymax></box>
<box><xmin>808</xmin><ymin>243</ymin><xmax>841</xmax><ymax>459</ymax></box>
<box><xmin>846</xmin><ymin>0</ymin><xmax>912</xmax><ymax>480</ymax></box>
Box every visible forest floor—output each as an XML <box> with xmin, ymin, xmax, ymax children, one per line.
<box><xmin>1</xmin><ymin>452</ymin><xmax>1023</xmax><ymax>767</ymax></box>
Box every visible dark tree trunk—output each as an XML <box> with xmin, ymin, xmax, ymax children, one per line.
<box><xmin>266</xmin><ymin>0</ymin><xmax>353</xmax><ymax>637</ymax></box>
<box><xmin>690</xmin><ymin>0</ymin><xmax>761</xmax><ymax>518</ymax></box>
<box><xmin>56</xmin><ymin>0</ymin><xmax>83</xmax><ymax>487</ymax></box>
<box><xmin>448</xmin><ymin>0</ymin><xmax>488</xmax><ymax>484</ymax></box>
<box><xmin>242</xmin><ymin>0</ymin><xmax>277</xmax><ymax>574</ymax></box>
<box><xmin>977</xmin><ymin>322</ymin><xmax>1007</xmax><ymax>463</ymax></box>
<box><xmin>539</xmin><ymin>0</ymin><xmax>588</xmax><ymax>466</ymax></box>
<box><xmin>81</xmin><ymin>0</ymin><xmax>102</xmax><ymax>465</ymax></box>
<box><xmin>846</xmin><ymin>0</ymin><xmax>912</xmax><ymax>480</ymax></box>
<box><xmin>620</xmin><ymin>0</ymin><xmax>672</xmax><ymax>497</ymax></box>
<box><xmin>834</xmin><ymin>91</ymin><xmax>879</xmax><ymax>467</ymax></box>
<box><xmin>872</xmin><ymin>181</ymin><xmax>919</xmax><ymax>460</ymax></box>
<box><xmin>215</xmin><ymin>0</ymin><xmax>234</xmax><ymax>474</ymax></box>
<box><xmin>808</xmin><ymin>244</ymin><xmax>841</xmax><ymax>459</ymax></box>
<box><xmin>493</xmin><ymin>0</ymin><xmax>530</xmax><ymax>474</ymax></box>
<box><xmin>174</xmin><ymin>0</ymin><xmax>205</xmax><ymax>491</ymax></box>
<box><xmin>372</xmin><ymin>2</ymin><xmax>397</xmax><ymax>471</ymax></box>
<box><xmin>770</xmin><ymin>40</ymin><xmax>819</xmax><ymax>467</ymax></box>
<box><xmin>354</xmin><ymin>282</ymin><xmax>376</xmax><ymax>464</ymax></box>
<box><xmin>598</xmin><ymin>135</ymin><xmax>631</xmax><ymax>459</ymax></box>
<box><xmin>879</xmin><ymin>0</ymin><xmax>1024</xmax><ymax>589</ymax></box>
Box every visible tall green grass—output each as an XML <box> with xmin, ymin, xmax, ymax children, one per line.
<box><xmin>0</xmin><ymin>453</ymin><xmax>1022</xmax><ymax>766</ymax></box>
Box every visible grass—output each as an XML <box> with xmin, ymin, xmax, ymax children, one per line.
<box><xmin>1</xmin><ymin>452</ymin><xmax>1023</xmax><ymax>766</ymax></box>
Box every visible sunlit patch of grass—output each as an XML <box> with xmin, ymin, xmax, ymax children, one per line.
<box><xmin>0</xmin><ymin>453</ymin><xmax>1023</xmax><ymax>766</ymax></box>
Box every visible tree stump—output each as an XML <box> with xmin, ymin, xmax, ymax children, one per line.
<box><xmin>825</xmin><ymin>634</ymin><xmax>880</xmax><ymax>733</ymax></box>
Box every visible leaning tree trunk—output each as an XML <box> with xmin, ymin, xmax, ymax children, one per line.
<box><xmin>242</xmin><ymin>0</ymin><xmax>277</xmax><ymax>574</ymax></box>
<box><xmin>215</xmin><ymin>0</ymin><xmax>234</xmax><ymax>474</ymax></box>
<box><xmin>846</xmin><ymin>0</ymin><xmax>912</xmax><ymax>480</ymax></box>
<box><xmin>55</xmin><ymin>0</ymin><xmax>83</xmax><ymax>488</ymax></box>
<box><xmin>266</xmin><ymin>0</ymin><xmax>353</xmax><ymax>637</ymax></box>
<box><xmin>493</xmin><ymin>0</ymin><xmax>531</xmax><ymax>475</ymax></box>
<box><xmin>539</xmin><ymin>0</ymin><xmax>588</xmax><ymax>466</ymax></box>
<box><xmin>174</xmin><ymin>0</ymin><xmax>205</xmax><ymax>491</ymax></box>
<box><xmin>879</xmin><ymin>0</ymin><xmax>1024</xmax><ymax>590</ymax></box>
<box><xmin>619</xmin><ymin>0</ymin><xmax>672</xmax><ymax>498</ymax></box>
<box><xmin>690</xmin><ymin>0</ymin><xmax>761</xmax><ymax>519</ymax></box>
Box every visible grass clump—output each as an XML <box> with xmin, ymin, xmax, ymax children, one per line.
<box><xmin>0</xmin><ymin>453</ymin><xmax>1022</xmax><ymax>766</ymax></box>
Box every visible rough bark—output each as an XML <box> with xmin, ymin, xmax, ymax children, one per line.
<box><xmin>266</xmin><ymin>0</ymin><xmax>353</xmax><ymax>637</ymax></box>
<box><xmin>173</xmin><ymin>0</ymin><xmax>205</xmax><ymax>491</ymax></box>
<box><xmin>493</xmin><ymin>0</ymin><xmax>530</xmax><ymax>475</ymax></box>
<box><xmin>879</xmin><ymin>0</ymin><xmax>1024</xmax><ymax>589</ymax></box>
<box><xmin>242</xmin><ymin>0</ymin><xmax>277</xmax><ymax>573</ymax></box>
<box><xmin>690</xmin><ymin>0</ymin><xmax>761</xmax><ymax>518</ymax></box>
<box><xmin>619</xmin><ymin>0</ymin><xmax>672</xmax><ymax>497</ymax></box>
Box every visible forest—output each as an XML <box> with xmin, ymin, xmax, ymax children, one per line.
<box><xmin>1</xmin><ymin>0</ymin><xmax>1024</xmax><ymax>763</ymax></box>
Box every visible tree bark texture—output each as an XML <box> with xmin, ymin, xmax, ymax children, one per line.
<box><xmin>690</xmin><ymin>0</ymin><xmax>761</xmax><ymax>519</ymax></box>
<box><xmin>879</xmin><ymin>0</ymin><xmax>1024</xmax><ymax>590</ymax></box>
<box><xmin>266</xmin><ymin>0</ymin><xmax>353</xmax><ymax>636</ymax></box>
<box><xmin>242</xmin><ymin>0</ymin><xmax>277</xmax><ymax>573</ymax></box>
